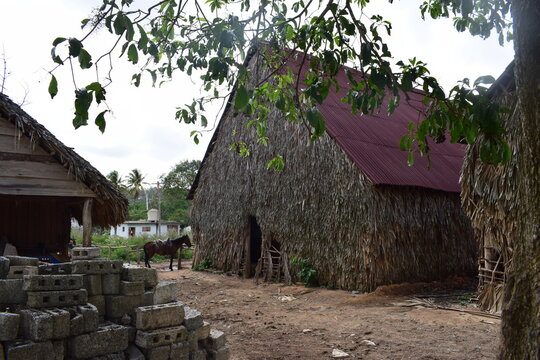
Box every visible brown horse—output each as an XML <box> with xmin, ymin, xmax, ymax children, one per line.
<box><xmin>143</xmin><ymin>235</ymin><xmax>192</xmax><ymax>270</ymax></box>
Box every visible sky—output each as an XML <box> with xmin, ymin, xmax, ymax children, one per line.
<box><xmin>0</xmin><ymin>1</ymin><xmax>514</xmax><ymax>184</ymax></box>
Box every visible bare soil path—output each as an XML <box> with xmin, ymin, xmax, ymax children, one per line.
<box><xmin>154</xmin><ymin>262</ymin><xmax>500</xmax><ymax>360</ymax></box>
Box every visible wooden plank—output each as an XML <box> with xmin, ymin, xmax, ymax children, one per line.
<box><xmin>0</xmin><ymin>152</ymin><xmax>55</xmax><ymax>162</ymax></box>
<box><xmin>0</xmin><ymin>177</ymin><xmax>95</xmax><ymax>197</ymax></box>
<box><xmin>0</xmin><ymin>134</ymin><xmax>49</xmax><ymax>155</ymax></box>
<box><xmin>0</xmin><ymin>125</ymin><xmax>19</xmax><ymax>136</ymax></box>
<box><xmin>83</xmin><ymin>199</ymin><xmax>93</xmax><ymax>246</ymax></box>
<box><xmin>0</xmin><ymin>160</ymin><xmax>74</xmax><ymax>181</ymax></box>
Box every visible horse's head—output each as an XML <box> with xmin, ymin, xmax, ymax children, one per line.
<box><xmin>171</xmin><ymin>234</ymin><xmax>191</xmax><ymax>247</ymax></box>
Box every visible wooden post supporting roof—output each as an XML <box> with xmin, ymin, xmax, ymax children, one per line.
<box><xmin>83</xmin><ymin>199</ymin><xmax>93</xmax><ymax>247</ymax></box>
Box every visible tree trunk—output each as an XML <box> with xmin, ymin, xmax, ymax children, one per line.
<box><xmin>82</xmin><ymin>199</ymin><xmax>93</xmax><ymax>247</ymax></box>
<box><xmin>499</xmin><ymin>1</ymin><xmax>540</xmax><ymax>358</ymax></box>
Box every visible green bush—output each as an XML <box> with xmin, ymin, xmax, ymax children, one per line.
<box><xmin>290</xmin><ymin>256</ymin><xmax>319</xmax><ymax>287</ymax></box>
<box><xmin>192</xmin><ymin>258</ymin><xmax>212</xmax><ymax>271</ymax></box>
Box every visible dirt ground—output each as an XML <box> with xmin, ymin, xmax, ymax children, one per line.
<box><xmin>154</xmin><ymin>261</ymin><xmax>500</xmax><ymax>360</ymax></box>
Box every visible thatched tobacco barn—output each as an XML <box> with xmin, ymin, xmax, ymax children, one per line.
<box><xmin>461</xmin><ymin>62</ymin><xmax>517</xmax><ymax>313</ymax></box>
<box><xmin>189</xmin><ymin>52</ymin><xmax>475</xmax><ymax>291</ymax></box>
<box><xmin>0</xmin><ymin>93</ymin><xmax>127</xmax><ymax>259</ymax></box>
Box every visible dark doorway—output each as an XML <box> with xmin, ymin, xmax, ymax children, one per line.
<box><xmin>248</xmin><ymin>216</ymin><xmax>262</xmax><ymax>275</ymax></box>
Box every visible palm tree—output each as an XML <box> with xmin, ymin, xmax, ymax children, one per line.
<box><xmin>126</xmin><ymin>169</ymin><xmax>145</xmax><ymax>200</ymax></box>
<box><xmin>106</xmin><ymin>170</ymin><xmax>125</xmax><ymax>191</ymax></box>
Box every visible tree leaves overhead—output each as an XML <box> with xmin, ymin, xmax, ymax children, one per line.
<box><xmin>49</xmin><ymin>0</ymin><xmax>513</xmax><ymax>165</ymax></box>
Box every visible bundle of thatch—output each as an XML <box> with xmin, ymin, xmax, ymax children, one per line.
<box><xmin>460</xmin><ymin>62</ymin><xmax>518</xmax><ymax>313</ymax></box>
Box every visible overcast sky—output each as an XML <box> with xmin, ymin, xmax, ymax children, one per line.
<box><xmin>0</xmin><ymin>1</ymin><xmax>514</xmax><ymax>184</ymax></box>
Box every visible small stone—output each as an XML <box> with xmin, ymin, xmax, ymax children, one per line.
<box><xmin>332</xmin><ymin>349</ymin><xmax>350</xmax><ymax>358</ymax></box>
<box><xmin>360</xmin><ymin>340</ymin><xmax>376</xmax><ymax>346</ymax></box>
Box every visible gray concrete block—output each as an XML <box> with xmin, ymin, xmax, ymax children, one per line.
<box><xmin>153</xmin><ymin>281</ymin><xmax>177</xmax><ymax>304</ymax></box>
<box><xmin>183</xmin><ymin>306</ymin><xmax>203</xmax><ymax>331</ymax></box>
<box><xmin>78</xmin><ymin>303</ymin><xmax>99</xmax><ymax>333</ymax></box>
<box><xmin>170</xmin><ymin>341</ymin><xmax>190</xmax><ymax>360</ymax></box>
<box><xmin>191</xmin><ymin>321</ymin><xmax>210</xmax><ymax>341</ymax></box>
<box><xmin>126</xmin><ymin>324</ymin><xmax>137</xmax><ymax>343</ymax></box>
<box><xmin>7</xmin><ymin>265</ymin><xmax>37</xmax><ymax>279</ymax></box>
<box><xmin>135</xmin><ymin>301</ymin><xmax>185</xmax><ymax>331</ymax></box>
<box><xmin>0</xmin><ymin>256</ymin><xmax>9</xmax><ymax>279</ymax></box>
<box><xmin>206</xmin><ymin>329</ymin><xmax>227</xmax><ymax>350</ymax></box>
<box><xmin>72</xmin><ymin>259</ymin><xmax>123</xmax><ymax>275</ymax></box>
<box><xmin>52</xmin><ymin>339</ymin><xmax>66</xmax><ymax>360</ymax></box>
<box><xmin>68</xmin><ymin>323</ymin><xmax>128</xmax><ymax>359</ymax></box>
<box><xmin>83</xmin><ymin>274</ymin><xmax>103</xmax><ymax>295</ymax></box>
<box><xmin>70</xmin><ymin>312</ymin><xmax>85</xmax><ymax>336</ymax></box>
<box><xmin>122</xmin><ymin>266</ymin><xmax>158</xmax><ymax>288</ymax></box>
<box><xmin>27</xmin><ymin>289</ymin><xmax>87</xmax><ymax>308</ymax></box>
<box><xmin>72</xmin><ymin>247</ymin><xmax>101</xmax><ymax>260</ymax></box>
<box><xmin>105</xmin><ymin>292</ymin><xmax>153</xmax><ymax>319</ymax></box>
<box><xmin>102</xmin><ymin>273</ymin><xmax>121</xmax><ymax>294</ymax></box>
<box><xmin>5</xmin><ymin>340</ymin><xmax>53</xmax><ymax>360</ymax></box>
<box><xmin>43</xmin><ymin>308</ymin><xmax>70</xmax><ymax>339</ymax></box>
<box><xmin>38</xmin><ymin>262</ymin><xmax>72</xmax><ymax>275</ymax></box>
<box><xmin>0</xmin><ymin>279</ymin><xmax>25</xmax><ymax>304</ymax></box>
<box><xmin>143</xmin><ymin>345</ymin><xmax>171</xmax><ymax>360</ymax></box>
<box><xmin>88</xmin><ymin>295</ymin><xmax>105</xmax><ymax>316</ymax></box>
<box><xmin>22</xmin><ymin>274</ymin><xmax>83</xmax><ymax>291</ymax></box>
<box><xmin>90</xmin><ymin>352</ymin><xmax>126</xmax><ymax>360</ymax></box>
<box><xmin>0</xmin><ymin>312</ymin><xmax>20</xmax><ymax>340</ymax></box>
<box><xmin>125</xmin><ymin>344</ymin><xmax>145</xmax><ymax>360</ymax></box>
<box><xmin>189</xmin><ymin>348</ymin><xmax>207</xmax><ymax>360</ymax></box>
<box><xmin>136</xmin><ymin>325</ymin><xmax>188</xmax><ymax>349</ymax></box>
<box><xmin>5</xmin><ymin>255</ymin><xmax>39</xmax><ymax>266</ymax></box>
<box><xmin>208</xmin><ymin>346</ymin><xmax>230</xmax><ymax>360</ymax></box>
<box><xmin>120</xmin><ymin>280</ymin><xmax>145</xmax><ymax>296</ymax></box>
<box><xmin>19</xmin><ymin>309</ymin><xmax>54</xmax><ymax>341</ymax></box>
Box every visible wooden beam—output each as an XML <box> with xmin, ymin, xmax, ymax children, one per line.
<box><xmin>0</xmin><ymin>152</ymin><xmax>55</xmax><ymax>162</ymax></box>
<box><xmin>82</xmin><ymin>199</ymin><xmax>93</xmax><ymax>246</ymax></box>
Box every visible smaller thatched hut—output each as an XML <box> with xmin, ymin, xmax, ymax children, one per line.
<box><xmin>0</xmin><ymin>93</ymin><xmax>128</xmax><ymax>258</ymax></box>
<box><xmin>188</xmin><ymin>50</ymin><xmax>476</xmax><ymax>291</ymax></box>
<box><xmin>461</xmin><ymin>62</ymin><xmax>518</xmax><ymax>313</ymax></box>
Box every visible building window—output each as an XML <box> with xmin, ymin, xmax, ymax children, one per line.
<box><xmin>122</xmin><ymin>227</ymin><xmax>125</xmax><ymax>232</ymax></box>
<box><xmin>142</xmin><ymin>226</ymin><xmax>151</xmax><ymax>232</ymax></box>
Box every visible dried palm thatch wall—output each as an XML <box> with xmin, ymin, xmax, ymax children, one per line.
<box><xmin>461</xmin><ymin>62</ymin><xmax>518</xmax><ymax>313</ymax></box>
<box><xmin>190</xmin><ymin>53</ymin><xmax>476</xmax><ymax>292</ymax></box>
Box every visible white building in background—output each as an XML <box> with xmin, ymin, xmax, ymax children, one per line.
<box><xmin>110</xmin><ymin>209</ymin><xmax>183</xmax><ymax>238</ymax></box>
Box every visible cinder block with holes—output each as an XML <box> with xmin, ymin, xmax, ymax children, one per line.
<box><xmin>5</xmin><ymin>255</ymin><xmax>39</xmax><ymax>267</ymax></box>
<box><xmin>205</xmin><ymin>329</ymin><xmax>227</xmax><ymax>350</ymax></box>
<box><xmin>170</xmin><ymin>341</ymin><xmax>190</xmax><ymax>360</ymax></box>
<box><xmin>38</xmin><ymin>263</ymin><xmax>72</xmax><ymax>275</ymax></box>
<box><xmin>120</xmin><ymin>280</ymin><xmax>145</xmax><ymax>296</ymax></box>
<box><xmin>0</xmin><ymin>256</ymin><xmax>10</xmax><ymax>279</ymax></box>
<box><xmin>105</xmin><ymin>292</ymin><xmax>153</xmax><ymax>318</ymax></box>
<box><xmin>52</xmin><ymin>339</ymin><xmax>66</xmax><ymax>360</ymax></box>
<box><xmin>18</xmin><ymin>309</ymin><xmax>54</xmax><ymax>341</ymax></box>
<box><xmin>23</xmin><ymin>274</ymin><xmax>83</xmax><ymax>291</ymax></box>
<box><xmin>0</xmin><ymin>312</ymin><xmax>20</xmax><ymax>341</ymax></box>
<box><xmin>122</xmin><ymin>267</ymin><xmax>158</xmax><ymax>289</ymax></box>
<box><xmin>5</xmin><ymin>340</ymin><xmax>53</xmax><ymax>360</ymax></box>
<box><xmin>42</xmin><ymin>308</ymin><xmax>70</xmax><ymax>339</ymax></box>
<box><xmin>135</xmin><ymin>301</ymin><xmax>185</xmax><ymax>331</ymax></box>
<box><xmin>0</xmin><ymin>279</ymin><xmax>25</xmax><ymax>304</ymax></box>
<box><xmin>72</xmin><ymin>260</ymin><xmax>122</xmax><ymax>275</ymax></box>
<box><xmin>189</xmin><ymin>348</ymin><xmax>207</xmax><ymax>360</ymax></box>
<box><xmin>190</xmin><ymin>321</ymin><xmax>210</xmax><ymax>341</ymax></box>
<box><xmin>142</xmin><ymin>345</ymin><xmax>171</xmax><ymax>360</ymax></box>
<box><xmin>83</xmin><ymin>274</ymin><xmax>102</xmax><ymax>295</ymax></box>
<box><xmin>102</xmin><ymin>273</ymin><xmax>121</xmax><ymax>294</ymax></box>
<box><xmin>88</xmin><ymin>295</ymin><xmax>105</xmax><ymax>318</ymax></box>
<box><xmin>183</xmin><ymin>306</ymin><xmax>203</xmax><ymax>330</ymax></box>
<box><xmin>135</xmin><ymin>325</ymin><xmax>188</xmax><ymax>349</ymax></box>
<box><xmin>68</xmin><ymin>323</ymin><xmax>128</xmax><ymax>359</ymax></box>
<box><xmin>7</xmin><ymin>265</ymin><xmax>37</xmax><ymax>279</ymax></box>
<box><xmin>77</xmin><ymin>303</ymin><xmax>99</xmax><ymax>333</ymax></box>
<box><xmin>26</xmin><ymin>289</ymin><xmax>87</xmax><ymax>308</ymax></box>
<box><xmin>153</xmin><ymin>281</ymin><xmax>177</xmax><ymax>304</ymax></box>
<box><xmin>71</xmin><ymin>247</ymin><xmax>101</xmax><ymax>260</ymax></box>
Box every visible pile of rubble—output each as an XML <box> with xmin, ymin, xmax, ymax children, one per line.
<box><xmin>0</xmin><ymin>247</ymin><xmax>229</xmax><ymax>360</ymax></box>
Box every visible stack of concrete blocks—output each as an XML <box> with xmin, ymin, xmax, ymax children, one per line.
<box><xmin>0</xmin><ymin>250</ymin><xmax>230</xmax><ymax>360</ymax></box>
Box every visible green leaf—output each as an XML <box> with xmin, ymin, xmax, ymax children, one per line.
<box><xmin>52</xmin><ymin>37</ymin><xmax>67</xmax><ymax>46</ymax></box>
<box><xmin>306</xmin><ymin>107</ymin><xmax>326</xmax><ymax>140</ymax></box>
<box><xmin>127</xmin><ymin>44</ymin><xmax>139</xmax><ymax>64</ymax></box>
<box><xmin>48</xmin><ymin>75</ymin><xmax>58</xmax><ymax>99</ymax></box>
<box><xmin>73</xmin><ymin>89</ymin><xmax>93</xmax><ymax>129</ymax></box>
<box><xmin>473</xmin><ymin>75</ymin><xmax>496</xmax><ymax>87</ymax></box>
<box><xmin>267</xmin><ymin>155</ymin><xmax>285</xmax><ymax>172</ymax></box>
<box><xmin>95</xmin><ymin>110</ymin><xmax>108</xmax><ymax>133</ymax></box>
<box><xmin>78</xmin><ymin>49</ymin><xmax>93</xmax><ymax>69</ymax></box>
<box><xmin>68</xmin><ymin>38</ymin><xmax>82</xmax><ymax>57</ymax></box>
<box><xmin>234</xmin><ymin>85</ymin><xmax>249</xmax><ymax>110</ymax></box>
<box><xmin>407</xmin><ymin>151</ymin><xmax>414</xmax><ymax>166</ymax></box>
<box><xmin>113</xmin><ymin>12</ymin><xmax>126</xmax><ymax>35</ymax></box>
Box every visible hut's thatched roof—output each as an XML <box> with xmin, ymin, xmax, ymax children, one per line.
<box><xmin>0</xmin><ymin>93</ymin><xmax>128</xmax><ymax>227</ymax></box>
<box><xmin>189</xmin><ymin>50</ymin><xmax>466</xmax><ymax>198</ymax></box>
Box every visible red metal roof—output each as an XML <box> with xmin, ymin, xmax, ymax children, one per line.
<box><xmin>286</xmin><ymin>56</ymin><xmax>465</xmax><ymax>193</ymax></box>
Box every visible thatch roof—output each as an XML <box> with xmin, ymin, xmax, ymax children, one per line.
<box><xmin>189</xmin><ymin>49</ymin><xmax>466</xmax><ymax>199</ymax></box>
<box><xmin>0</xmin><ymin>93</ymin><xmax>128</xmax><ymax>227</ymax></box>
<box><xmin>460</xmin><ymin>61</ymin><xmax>517</xmax><ymax>313</ymax></box>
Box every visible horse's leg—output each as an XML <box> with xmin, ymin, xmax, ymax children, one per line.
<box><xmin>169</xmin><ymin>255</ymin><xmax>173</xmax><ymax>271</ymax></box>
<box><xmin>144</xmin><ymin>247</ymin><xmax>152</xmax><ymax>268</ymax></box>
<box><xmin>178</xmin><ymin>245</ymin><xmax>182</xmax><ymax>270</ymax></box>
